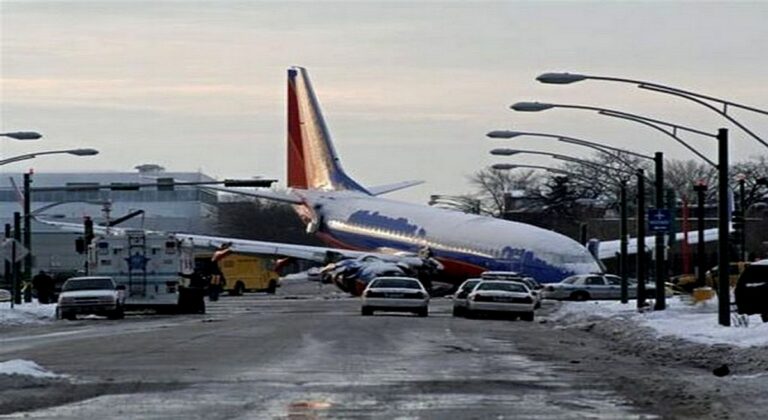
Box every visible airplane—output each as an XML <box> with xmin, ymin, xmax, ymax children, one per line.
<box><xmin>36</xmin><ymin>67</ymin><xmax>604</xmax><ymax>295</ymax></box>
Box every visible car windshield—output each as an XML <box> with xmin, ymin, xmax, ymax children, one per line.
<box><xmin>461</xmin><ymin>280</ymin><xmax>481</xmax><ymax>291</ymax></box>
<box><xmin>562</xmin><ymin>276</ymin><xmax>581</xmax><ymax>284</ymax></box>
<box><xmin>476</xmin><ymin>281</ymin><xmax>527</xmax><ymax>293</ymax></box>
<box><xmin>371</xmin><ymin>278</ymin><xmax>421</xmax><ymax>289</ymax></box>
<box><xmin>62</xmin><ymin>278</ymin><xmax>115</xmax><ymax>291</ymax></box>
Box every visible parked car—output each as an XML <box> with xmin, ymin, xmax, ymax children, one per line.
<box><xmin>57</xmin><ymin>277</ymin><xmax>126</xmax><ymax>320</ymax></box>
<box><xmin>542</xmin><ymin>274</ymin><xmax>655</xmax><ymax>301</ymax></box>
<box><xmin>466</xmin><ymin>280</ymin><xmax>536</xmax><ymax>321</ymax></box>
<box><xmin>452</xmin><ymin>278</ymin><xmax>482</xmax><ymax>317</ymax></box>
<box><xmin>481</xmin><ymin>271</ymin><xmax>542</xmax><ymax>308</ymax></box>
<box><xmin>361</xmin><ymin>277</ymin><xmax>429</xmax><ymax>317</ymax></box>
<box><xmin>0</xmin><ymin>289</ymin><xmax>10</xmax><ymax>302</ymax></box>
<box><xmin>734</xmin><ymin>259</ymin><xmax>768</xmax><ymax>322</ymax></box>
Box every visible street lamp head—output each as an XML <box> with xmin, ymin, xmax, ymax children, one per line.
<box><xmin>491</xmin><ymin>163</ymin><xmax>517</xmax><ymax>171</ymax></box>
<box><xmin>0</xmin><ymin>131</ymin><xmax>42</xmax><ymax>140</ymax></box>
<box><xmin>510</xmin><ymin>102</ymin><xmax>554</xmax><ymax>112</ymax></box>
<box><xmin>489</xmin><ymin>148</ymin><xmax>520</xmax><ymax>156</ymax></box>
<box><xmin>486</xmin><ymin>130</ymin><xmax>524</xmax><ymax>139</ymax></box>
<box><xmin>67</xmin><ymin>148</ymin><xmax>99</xmax><ymax>156</ymax></box>
<box><xmin>536</xmin><ymin>72</ymin><xmax>588</xmax><ymax>85</ymax></box>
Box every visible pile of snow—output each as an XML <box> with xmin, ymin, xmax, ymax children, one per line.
<box><xmin>0</xmin><ymin>301</ymin><xmax>57</xmax><ymax>325</ymax></box>
<box><xmin>551</xmin><ymin>295</ymin><xmax>768</xmax><ymax>348</ymax></box>
<box><xmin>0</xmin><ymin>359</ymin><xmax>60</xmax><ymax>378</ymax></box>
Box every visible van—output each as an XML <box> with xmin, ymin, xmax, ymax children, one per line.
<box><xmin>196</xmin><ymin>253</ymin><xmax>279</xmax><ymax>295</ymax></box>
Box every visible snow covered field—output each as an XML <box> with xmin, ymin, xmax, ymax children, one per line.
<box><xmin>0</xmin><ymin>302</ymin><xmax>56</xmax><ymax>326</ymax></box>
<box><xmin>550</xmin><ymin>295</ymin><xmax>768</xmax><ymax>348</ymax></box>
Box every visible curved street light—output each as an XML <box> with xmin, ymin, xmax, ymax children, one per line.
<box><xmin>0</xmin><ymin>148</ymin><xmax>99</xmax><ymax>166</ymax></box>
<box><xmin>536</xmin><ymin>72</ymin><xmax>768</xmax><ymax>149</ymax></box>
<box><xmin>0</xmin><ymin>131</ymin><xmax>43</xmax><ymax>140</ymax></box>
<box><xmin>523</xmin><ymin>79</ymin><xmax>738</xmax><ymax>324</ymax></box>
<box><xmin>510</xmin><ymin>101</ymin><xmax>716</xmax><ymax>167</ymax></box>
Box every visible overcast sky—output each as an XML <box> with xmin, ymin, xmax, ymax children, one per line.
<box><xmin>2</xmin><ymin>0</ymin><xmax>767</xmax><ymax>203</ymax></box>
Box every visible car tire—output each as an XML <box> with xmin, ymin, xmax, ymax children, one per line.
<box><xmin>452</xmin><ymin>307</ymin><xmax>463</xmax><ymax>317</ymax></box>
<box><xmin>266</xmin><ymin>279</ymin><xmax>277</xmax><ymax>295</ymax></box>
<box><xmin>108</xmin><ymin>307</ymin><xmax>125</xmax><ymax>320</ymax></box>
<box><xmin>520</xmin><ymin>312</ymin><xmax>534</xmax><ymax>322</ymax></box>
<box><xmin>417</xmin><ymin>308</ymin><xmax>428</xmax><ymax>317</ymax></box>
<box><xmin>465</xmin><ymin>310</ymin><xmax>476</xmax><ymax>319</ymax></box>
<box><xmin>229</xmin><ymin>281</ymin><xmax>245</xmax><ymax>296</ymax></box>
<box><xmin>63</xmin><ymin>312</ymin><xmax>76</xmax><ymax>321</ymax></box>
<box><xmin>571</xmin><ymin>291</ymin><xmax>590</xmax><ymax>301</ymax></box>
<box><xmin>361</xmin><ymin>307</ymin><xmax>373</xmax><ymax>316</ymax></box>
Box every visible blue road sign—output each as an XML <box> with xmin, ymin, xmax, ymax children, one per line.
<box><xmin>648</xmin><ymin>208</ymin><xmax>671</xmax><ymax>233</ymax></box>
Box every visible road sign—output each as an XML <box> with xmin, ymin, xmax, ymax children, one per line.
<box><xmin>2</xmin><ymin>238</ymin><xmax>29</xmax><ymax>263</ymax></box>
<box><xmin>648</xmin><ymin>208</ymin><xmax>671</xmax><ymax>233</ymax></box>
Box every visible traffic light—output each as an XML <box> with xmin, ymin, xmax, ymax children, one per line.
<box><xmin>84</xmin><ymin>217</ymin><xmax>94</xmax><ymax>246</ymax></box>
<box><xmin>732</xmin><ymin>210</ymin><xmax>745</xmax><ymax>242</ymax></box>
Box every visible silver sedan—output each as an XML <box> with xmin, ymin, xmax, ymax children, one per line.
<box><xmin>542</xmin><ymin>274</ymin><xmax>655</xmax><ymax>301</ymax></box>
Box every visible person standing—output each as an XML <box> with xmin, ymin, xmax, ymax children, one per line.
<box><xmin>32</xmin><ymin>270</ymin><xmax>55</xmax><ymax>304</ymax></box>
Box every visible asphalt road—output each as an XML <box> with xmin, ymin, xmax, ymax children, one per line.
<box><xmin>1</xmin><ymin>283</ymin><xmax>653</xmax><ymax>419</ymax></box>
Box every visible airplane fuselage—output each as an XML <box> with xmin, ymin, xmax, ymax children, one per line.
<box><xmin>295</xmin><ymin>190</ymin><xmax>602</xmax><ymax>285</ymax></box>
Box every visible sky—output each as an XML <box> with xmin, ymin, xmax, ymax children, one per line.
<box><xmin>1</xmin><ymin>0</ymin><xmax>767</xmax><ymax>203</ymax></box>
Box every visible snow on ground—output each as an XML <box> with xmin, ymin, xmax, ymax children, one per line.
<box><xmin>0</xmin><ymin>301</ymin><xmax>56</xmax><ymax>326</ymax></box>
<box><xmin>550</xmin><ymin>295</ymin><xmax>768</xmax><ymax>348</ymax></box>
<box><xmin>0</xmin><ymin>360</ymin><xmax>61</xmax><ymax>378</ymax></box>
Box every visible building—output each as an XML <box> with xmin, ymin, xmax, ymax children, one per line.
<box><xmin>0</xmin><ymin>165</ymin><xmax>219</xmax><ymax>277</ymax></box>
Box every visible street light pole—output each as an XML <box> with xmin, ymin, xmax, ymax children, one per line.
<box><xmin>653</xmin><ymin>152</ymin><xmax>666</xmax><ymax>310</ymax></box>
<box><xmin>23</xmin><ymin>172</ymin><xmax>32</xmax><ymax>294</ymax></box>
<box><xmin>717</xmin><ymin>128</ymin><xmax>730</xmax><ymax>326</ymax></box>
<box><xmin>636</xmin><ymin>169</ymin><xmax>647</xmax><ymax>308</ymax></box>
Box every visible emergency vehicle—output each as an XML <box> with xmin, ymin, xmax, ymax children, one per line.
<box><xmin>87</xmin><ymin>230</ymin><xmax>203</xmax><ymax>312</ymax></box>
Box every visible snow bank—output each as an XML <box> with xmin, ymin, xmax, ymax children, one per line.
<box><xmin>0</xmin><ymin>301</ymin><xmax>57</xmax><ymax>325</ymax></box>
<box><xmin>0</xmin><ymin>359</ymin><xmax>60</xmax><ymax>378</ymax></box>
<box><xmin>550</xmin><ymin>296</ymin><xmax>768</xmax><ymax>348</ymax></box>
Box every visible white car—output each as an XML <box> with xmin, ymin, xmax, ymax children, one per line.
<box><xmin>361</xmin><ymin>277</ymin><xmax>429</xmax><ymax>317</ymax></box>
<box><xmin>452</xmin><ymin>278</ymin><xmax>482</xmax><ymax>317</ymax></box>
<box><xmin>466</xmin><ymin>280</ymin><xmax>536</xmax><ymax>321</ymax></box>
<box><xmin>542</xmin><ymin>274</ymin><xmax>656</xmax><ymax>301</ymax></box>
<box><xmin>57</xmin><ymin>277</ymin><xmax>125</xmax><ymax>320</ymax></box>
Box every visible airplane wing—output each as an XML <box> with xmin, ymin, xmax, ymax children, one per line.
<box><xmin>201</xmin><ymin>187</ymin><xmax>303</xmax><ymax>204</ymax></box>
<box><xmin>597</xmin><ymin>227</ymin><xmax>723</xmax><ymax>260</ymax></box>
<box><xmin>177</xmin><ymin>233</ymin><xmax>371</xmax><ymax>263</ymax></box>
<box><xmin>366</xmin><ymin>180</ymin><xmax>424</xmax><ymax>196</ymax></box>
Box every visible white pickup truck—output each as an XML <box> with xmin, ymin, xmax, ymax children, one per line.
<box><xmin>57</xmin><ymin>276</ymin><xmax>126</xmax><ymax>320</ymax></box>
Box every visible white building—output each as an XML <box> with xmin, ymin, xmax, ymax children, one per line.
<box><xmin>0</xmin><ymin>165</ymin><xmax>219</xmax><ymax>276</ymax></box>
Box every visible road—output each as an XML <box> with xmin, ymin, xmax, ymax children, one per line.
<box><xmin>0</xmin><ymin>283</ymin><xmax>676</xmax><ymax>419</ymax></box>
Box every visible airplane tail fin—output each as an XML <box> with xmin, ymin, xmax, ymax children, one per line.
<box><xmin>286</xmin><ymin>67</ymin><xmax>369</xmax><ymax>193</ymax></box>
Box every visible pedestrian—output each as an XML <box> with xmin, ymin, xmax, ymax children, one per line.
<box><xmin>32</xmin><ymin>270</ymin><xmax>55</xmax><ymax>304</ymax></box>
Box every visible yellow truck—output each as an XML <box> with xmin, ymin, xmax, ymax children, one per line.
<box><xmin>196</xmin><ymin>253</ymin><xmax>280</xmax><ymax>295</ymax></box>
